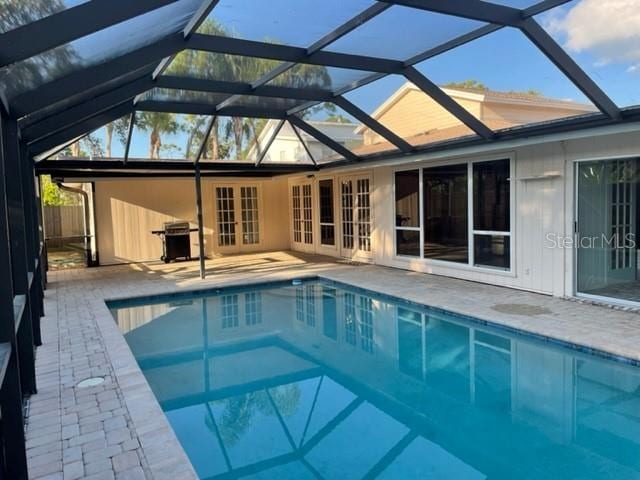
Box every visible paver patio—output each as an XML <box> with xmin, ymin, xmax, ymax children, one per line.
<box><xmin>25</xmin><ymin>251</ymin><xmax>640</xmax><ymax>479</ymax></box>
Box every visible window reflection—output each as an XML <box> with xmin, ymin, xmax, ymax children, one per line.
<box><xmin>245</xmin><ymin>292</ymin><xmax>262</xmax><ymax>326</ymax></box>
<box><xmin>221</xmin><ymin>294</ymin><xmax>239</xmax><ymax>328</ymax></box>
<box><xmin>322</xmin><ymin>287</ymin><xmax>338</xmax><ymax>340</ymax></box>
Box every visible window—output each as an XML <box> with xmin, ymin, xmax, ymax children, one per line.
<box><xmin>303</xmin><ymin>184</ymin><xmax>313</xmax><ymax>244</ymax></box>
<box><xmin>473</xmin><ymin>160</ymin><xmax>510</xmax><ymax>269</ymax></box>
<box><xmin>319</xmin><ymin>179</ymin><xmax>335</xmax><ymax>246</ymax></box>
<box><xmin>357</xmin><ymin>178</ymin><xmax>372</xmax><ymax>252</ymax></box>
<box><xmin>240</xmin><ymin>186</ymin><xmax>259</xmax><ymax>245</ymax></box>
<box><xmin>341</xmin><ymin>180</ymin><xmax>354</xmax><ymax>250</ymax></box>
<box><xmin>394</xmin><ymin>159</ymin><xmax>511</xmax><ymax>270</ymax></box>
<box><xmin>424</xmin><ymin>164</ymin><xmax>468</xmax><ymax>263</ymax></box>
<box><xmin>292</xmin><ymin>185</ymin><xmax>302</xmax><ymax>243</ymax></box>
<box><xmin>395</xmin><ymin>170</ymin><xmax>420</xmax><ymax>256</ymax></box>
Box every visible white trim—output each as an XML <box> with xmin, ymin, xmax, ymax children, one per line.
<box><xmin>325</xmin><ymin>122</ymin><xmax>640</xmax><ymax>175</ymax></box>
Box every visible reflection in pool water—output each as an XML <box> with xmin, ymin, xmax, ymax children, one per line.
<box><xmin>109</xmin><ymin>280</ymin><xmax>640</xmax><ymax>480</ymax></box>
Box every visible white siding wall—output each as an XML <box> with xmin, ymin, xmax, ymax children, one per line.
<box><xmin>287</xmin><ymin>129</ymin><xmax>640</xmax><ymax>299</ymax></box>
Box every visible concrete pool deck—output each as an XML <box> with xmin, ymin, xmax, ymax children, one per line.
<box><xmin>25</xmin><ymin>251</ymin><xmax>640</xmax><ymax>479</ymax></box>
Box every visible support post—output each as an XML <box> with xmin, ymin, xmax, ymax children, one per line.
<box><xmin>194</xmin><ymin>116</ymin><xmax>216</xmax><ymax>280</ymax></box>
<box><xmin>2</xmin><ymin>118</ymin><xmax>36</xmax><ymax>396</ymax></box>
<box><xmin>194</xmin><ymin>162</ymin><xmax>206</xmax><ymax>280</ymax></box>
<box><xmin>0</xmin><ymin>107</ymin><xmax>29</xmax><ymax>480</ymax></box>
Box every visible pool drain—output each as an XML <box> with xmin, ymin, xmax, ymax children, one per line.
<box><xmin>76</xmin><ymin>377</ymin><xmax>105</xmax><ymax>389</ymax></box>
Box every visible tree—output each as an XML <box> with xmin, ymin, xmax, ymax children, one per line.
<box><xmin>104</xmin><ymin>117</ymin><xmax>130</xmax><ymax>158</ymax></box>
<box><xmin>40</xmin><ymin>175</ymin><xmax>79</xmax><ymax>206</ymax></box>
<box><xmin>324</xmin><ymin>114</ymin><xmax>351</xmax><ymax>123</ymax></box>
<box><xmin>165</xmin><ymin>18</ymin><xmax>334</xmax><ymax>160</ymax></box>
<box><xmin>443</xmin><ymin>80</ymin><xmax>489</xmax><ymax>91</ymax></box>
<box><xmin>135</xmin><ymin>112</ymin><xmax>180</xmax><ymax>159</ymax></box>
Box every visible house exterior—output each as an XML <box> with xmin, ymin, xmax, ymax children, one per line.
<box><xmin>248</xmin><ymin>120</ymin><xmax>362</xmax><ymax>164</ymax></box>
<box><xmin>355</xmin><ymin>82</ymin><xmax>597</xmax><ymax>152</ymax></box>
<box><xmin>71</xmin><ymin>84</ymin><xmax>640</xmax><ymax>308</ymax></box>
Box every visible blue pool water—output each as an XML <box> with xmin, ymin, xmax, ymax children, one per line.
<box><xmin>109</xmin><ymin>278</ymin><xmax>640</xmax><ymax>480</ymax></box>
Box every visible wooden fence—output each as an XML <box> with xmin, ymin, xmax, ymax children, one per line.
<box><xmin>43</xmin><ymin>205</ymin><xmax>85</xmax><ymax>247</ymax></box>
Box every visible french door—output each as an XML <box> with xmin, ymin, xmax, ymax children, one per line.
<box><xmin>340</xmin><ymin>174</ymin><xmax>372</xmax><ymax>259</ymax></box>
<box><xmin>214</xmin><ymin>184</ymin><xmax>262</xmax><ymax>253</ymax></box>
<box><xmin>291</xmin><ymin>182</ymin><xmax>314</xmax><ymax>252</ymax></box>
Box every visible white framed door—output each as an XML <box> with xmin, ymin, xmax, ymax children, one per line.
<box><xmin>291</xmin><ymin>181</ymin><xmax>315</xmax><ymax>252</ymax></box>
<box><xmin>340</xmin><ymin>174</ymin><xmax>372</xmax><ymax>259</ymax></box>
<box><xmin>214</xmin><ymin>184</ymin><xmax>262</xmax><ymax>254</ymax></box>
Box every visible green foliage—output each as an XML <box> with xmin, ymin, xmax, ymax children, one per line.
<box><xmin>135</xmin><ymin>112</ymin><xmax>180</xmax><ymax>159</ymax></box>
<box><xmin>323</xmin><ymin>114</ymin><xmax>352</xmax><ymax>123</ymax></box>
<box><xmin>443</xmin><ymin>80</ymin><xmax>489</xmax><ymax>91</ymax></box>
<box><xmin>444</xmin><ymin>79</ymin><xmax>542</xmax><ymax>96</ymax></box>
<box><xmin>40</xmin><ymin>175</ymin><xmax>80</xmax><ymax>206</ymax></box>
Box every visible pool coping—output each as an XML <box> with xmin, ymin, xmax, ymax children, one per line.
<box><xmin>94</xmin><ymin>294</ymin><xmax>199</xmax><ymax>480</ymax></box>
<box><xmin>110</xmin><ymin>274</ymin><xmax>640</xmax><ymax>368</ymax></box>
<box><xmin>102</xmin><ymin>272</ymin><xmax>640</xmax><ymax>479</ymax></box>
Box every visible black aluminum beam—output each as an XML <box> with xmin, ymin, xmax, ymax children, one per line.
<box><xmin>523</xmin><ymin>0</ymin><xmax>573</xmax><ymax>17</ymax></box>
<box><xmin>188</xmin><ymin>34</ymin><xmax>403</xmax><ymax>73</ymax></box>
<box><xmin>195</xmin><ymin>116</ymin><xmax>216</xmax><ymax>163</ymax></box>
<box><xmin>35</xmin><ymin>159</ymin><xmax>317</xmax><ymax>172</ymax></box>
<box><xmin>288</xmin><ymin>115</ymin><xmax>359</xmax><ymax>162</ymax></box>
<box><xmin>404</xmin><ymin>24</ymin><xmax>502</xmax><ymax>66</ymax></box>
<box><xmin>215</xmin><ymin>2</ymin><xmax>392</xmax><ymax>110</ymax></box>
<box><xmin>21</xmin><ymin>77</ymin><xmax>154</xmax><ymax>143</ymax></box>
<box><xmin>321</xmin><ymin>110</ymin><xmax>640</xmax><ymax>169</ymax></box>
<box><xmin>123</xmin><ymin>112</ymin><xmax>136</xmax><ymax>162</ymax></box>
<box><xmin>41</xmin><ymin>170</ymin><xmax>291</xmax><ymax>178</ymax></box>
<box><xmin>156</xmin><ymin>76</ymin><xmax>334</xmax><ymax>101</ymax></box>
<box><xmin>403</xmin><ymin>66</ymin><xmax>494</xmax><ymax>139</ymax></box>
<box><xmin>18</xmin><ymin>64</ymin><xmax>155</xmax><ymax>128</ymax></box>
<box><xmin>256</xmin><ymin>120</ymin><xmax>285</xmax><ymax>166</ymax></box>
<box><xmin>146</xmin><ymin>0</ymin><xmax>222</xmax><ymax>95</ymax></box>
<box><xmin>0</xmin><ymin>0</ymin><xmax>179</xmax><ymax>67</ymax></box>
<box><xmin>290</xmin><ymin>121</ymin><xmax>316</xmax><ymax>165</ymax></box>
<box><xmin>29</xmin><ymin>103</ymin><xmax>134</xmax><ymax>156</ymax></box>
<box><xmin>376</xmin><ymin>0</ymin><xmax>524</xmax><ymax>26</ymax></box>
<box><xmin>136</xmin><ymin>100</ymin><xmax>288</xmax><ymax>119</ymax></box>
<box><xmin>184</xmin><ymin>0</ymin><xmax>221</xmax><ymax>38</ymax></box>
<box><xmin>11</xmin><ymin>34</ymin><xmax>184</xmax><ymax>118</ymax></box>
<box><xmin>332</xmin><ymin>96</ymin><xmax>413</xmax><ymax>153</ymax></box>
<box><xmin>521</xmin><ymin>18</ymin><xmax>620</xmax><ymax>119</ymax></box>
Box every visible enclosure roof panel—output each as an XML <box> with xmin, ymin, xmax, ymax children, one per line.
<box><xmin>0</xmin><ymin>0</ymin><xmax>636</xmax><ymax>171</ymax></box>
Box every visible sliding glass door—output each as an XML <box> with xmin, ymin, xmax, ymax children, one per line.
<box><xmin>576</xmin><ymin>158</ymin><xmax>639</xmax><ymax>304</ymax></box>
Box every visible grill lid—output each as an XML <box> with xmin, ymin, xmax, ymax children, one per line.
<box><xmin>164</xmin><ymin>221</ymin><xmax>190</xmax><ymax>235</ymax></box>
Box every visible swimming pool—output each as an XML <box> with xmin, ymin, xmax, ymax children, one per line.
<box><xmin>109</xmin><ymin>278</ymin><xmax>640</xmax><ymax>480</ymax></box>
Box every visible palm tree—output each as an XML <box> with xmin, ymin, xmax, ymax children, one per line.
<box><xmin>136</xmin><ymin>112</ymin><xmax>179</xmax><ymax>159</ymax></box>
<box><xmin>104</xmin><ymin>117</ymin><xmax>130</xmax><ymax>158</ymax></box>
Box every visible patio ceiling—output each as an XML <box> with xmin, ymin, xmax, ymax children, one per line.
<box><xmin>1</xmin><ymin>0</ymin><xmax>639</xmax><ymax>173</ymax></box>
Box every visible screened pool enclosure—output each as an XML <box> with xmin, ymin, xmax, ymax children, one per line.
<box><xmin>2</xmin><ymin>0</ymin><xmax>640</xmax><ymax>478</ymax></box>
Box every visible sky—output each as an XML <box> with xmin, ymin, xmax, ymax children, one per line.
<box><xmin>76</xmin><ymin>0</ymin><xmax>640</xmax><ymax>159</ymax></box>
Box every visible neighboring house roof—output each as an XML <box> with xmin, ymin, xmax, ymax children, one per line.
<box><xmin>351</xmin><ymin>120</ymin><xmax>514</xmax><ymax>156</ymax></box>
<box><xmin>354</xmin><ymin>81</ymin><xmax>597</xmax><ymax>134</ymax></box>
<box><xmin>248</xmin><ymin>119</ymin><xmax>361</xmax><ymax>160</ymax></box>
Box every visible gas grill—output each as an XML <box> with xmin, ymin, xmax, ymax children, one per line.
<box><xmin>152</xmin><ymin>221</ymin><xmax>194</xmax><ymax>263</ymax></box>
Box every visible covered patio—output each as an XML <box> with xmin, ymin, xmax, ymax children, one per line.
<box><xmin>2</xmin><ymin>0</ymin><xmax>640</xmax><ymax>479</ymax></box>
